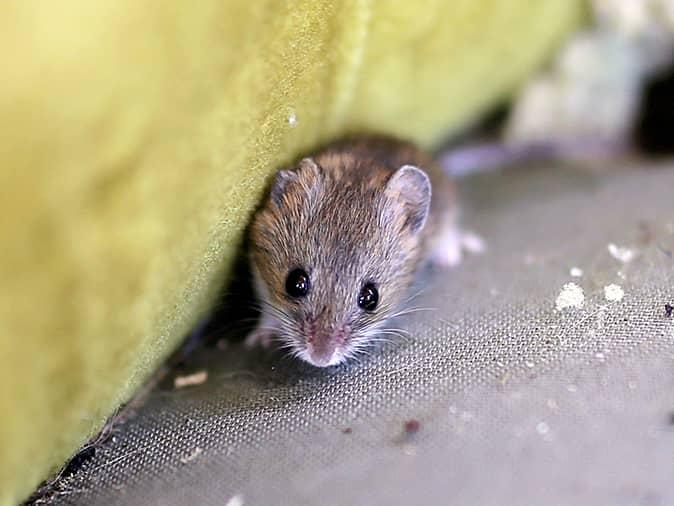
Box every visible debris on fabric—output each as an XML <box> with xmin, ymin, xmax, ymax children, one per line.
<box><xmin>342</xmin><ymin>427</ymin><xmax>353</xmax><ymax>434</ymax></box>
<box><xmin>180</xmin><ymin>447</ymin><xmax>203</xmax><ymax>464</ymax></box>
<box><xmin>287</xmin><ymin>110</ymin><xmax>298</xmax><ymax>127</ymax></box>
<box><xmin>608</xmin><ymin>243</ymin><xmax>636</xmax><ymax>263</ymax></box>
<box><xmin>555</xmin><ymin>282</ymin><xmax>585</xmax><ymax>310</ymax></box>
<box><xmin>225</xmin><ymin>494</ymin><xmax>245</xmax><ymax>506</ymax></box>
<box><xmin>536</xmin><ymin>420</ymin><xmax>553</xmax><ymax>442</ymax></box>
<box><xmin>658</xmin><ymin>245</ymin><xmax>673</xmax><ymax>259</ymax></box>
<box><xmin>174</xmin><ymin>370</ymin><xmax>208</xmax><ymax>389</ymax></box>
<box><xmin>665</xmin><ymin>303</ymin><xmax>673</xmax><ymax>317</ymax></box>
<box><xmin>499</xmin><ymin>371</ymin><xmax>511</xmax><ymax>386</ymax></box>
<box><xmin>462</xmin><ymin>231</ymin><xmax>486</xmax><ymax>254</ymax></box>
<box><xmin>569</xmin><ymin>267</ymin><xmax>584</xmax><ymax>277</ymax></box>
<box><xmin>404</xmin><ymin>419</ymin><xmax>421</xmax><ymax>436</ymax></box>
<box><xmin>604</xmin><ymin>283</ymin><xmax>625</xmax><ymax>302</ymax></box>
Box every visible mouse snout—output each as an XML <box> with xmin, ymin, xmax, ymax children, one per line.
<box><xmin>306</xmin><ymin>338</ymin><xmax>338</xmax><ymax>367</ymax></box>
<box><xmin>303</xmin><ymin>324</ymin><xmax>348</xmax><ymax>367</ymax></box>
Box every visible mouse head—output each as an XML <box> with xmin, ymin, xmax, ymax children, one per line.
<box><xmin>250</xmin><ymin>157</ymin><xmax>431</xmax><ymax>367</ymax></box>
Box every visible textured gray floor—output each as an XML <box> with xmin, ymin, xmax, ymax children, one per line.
<box><xmin>48</xmin><ymin>163</ymin><xmax>674</xmax><ymax>506</ymax></box>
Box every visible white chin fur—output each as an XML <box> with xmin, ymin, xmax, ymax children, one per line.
<box><xmin>297</xmin><ymin>347</ymin><xmax>346</xmax><ymax>368</ymax></box>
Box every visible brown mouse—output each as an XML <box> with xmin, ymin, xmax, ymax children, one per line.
<box><xmin>246</xmin><ymin>136</ymin><xmax>481</xmax><ymax>367</ymax></box>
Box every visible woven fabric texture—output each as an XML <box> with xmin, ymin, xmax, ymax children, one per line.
<box><xmin>47</xmin><ymin>163</ymin><xmax>674</xmax><ymax>506</ymax></box>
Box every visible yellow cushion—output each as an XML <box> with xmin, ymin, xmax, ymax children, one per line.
<box><xmin>0</xmin><ymin>1</ymin><xmax>583</xmax><ymax>503</ymax></box>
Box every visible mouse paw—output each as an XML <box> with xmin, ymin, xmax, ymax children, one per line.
<box><xmin>244</xmin><ymin>327</ymin><xmax>276</xmax><ymax>349</ymax></box>
<box><xmin>430</xmin><ymin>228</ymin><xmax>485</xmax><ymax>267</ymax></box>
<box><xmin>244</xmin><ymin>314</ymin><xmax>280</xmax><ymax>349</ymax></box>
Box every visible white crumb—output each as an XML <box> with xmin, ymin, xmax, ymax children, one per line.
<box><xmin>608</xmin><ymin>243</ymin><xmax>636</xmax><ymax>263</ymax></box>
<box><xmin>225</xmin><ymin>495</ymin><xmax>244</xmax><ymax>506</ymax></box>
<box><xmin>536</xmin><ymin>421</ymin><xmax>550</xmax><ymax>435</ymax></box>
<box><xmin>569</xmin><ymin>267</ymin><xmax>584</xmax><ymax>277</ymax></box>
<box><xmin>603</xmin><ymin>283</ymin><xmax>625</xmax><ymax>302</ymax></box>
<box><xmin>287</xmin><ymin>111</ymin><xmax>298</xmax><ymax>127</ymax></box>
<box><xmin>461</xmin><ymin>231</ymin><xmax>486</xmax><ymax>253</ymax></box>
<box><xmin>174</xmin><ymin>370</ymin><xmax>208</xmax><ymax>389</ymax></box>
<box><xmin>555</xmin><ymin>282</ymin><xmax>585</xmax><ymax>310</ymax></box>
<box><xmin>180</xmin><ymin>447</ymin><xmax>203</xmax><ymax>464</ymax></box>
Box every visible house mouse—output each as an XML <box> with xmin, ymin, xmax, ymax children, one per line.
<box><xmin>246</xmin><ymin>136</ymin><xmax>482</xmax><ymax>367</ymax></box>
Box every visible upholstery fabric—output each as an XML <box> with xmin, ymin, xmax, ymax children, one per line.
<box><xmin>42</xmin><ymin>163</ymin><xmax>674</xmax><ymax>506</ymax></box>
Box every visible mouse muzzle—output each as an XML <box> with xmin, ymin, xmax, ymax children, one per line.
<box><xmin>300</xmin><ymin>314</ymin><xmax>349</xmax><ymax>367</ymax></box>
<box><xmin>305</xmin><ymin>337</ymin><xmax>339</xmax><ymax>367</ymax></box>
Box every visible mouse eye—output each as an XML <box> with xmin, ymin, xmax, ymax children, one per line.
<box><xmin>285</xmin><ymin>268</ymin><xmax>310</xmax><ymax>298</ymax></box>
<box><xmin>358</xmin><ymin>283</ymin><xmax>379</xmax><ymax>311</ymax></box>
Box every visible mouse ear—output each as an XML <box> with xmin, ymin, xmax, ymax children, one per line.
<box><xmin>270</xmin><ymin>158</ymin><xmax>321</xmax><ymax>207</ymax></box>
<box><xmin>270</xmin><ymin>169</ymin><xmax>299</xmax><ymax>207</ymax></box>
<box><xmin>385</xmin><ymin>164</ymin><xmax>431</xmax><ymax>233</ymax></box>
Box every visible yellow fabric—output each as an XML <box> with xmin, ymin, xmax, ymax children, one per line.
<box><xmin>0</xmin><ymin>1</ymin><xmax>583</xmax><ymax>504</ymax></box>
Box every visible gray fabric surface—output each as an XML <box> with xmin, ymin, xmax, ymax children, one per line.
<box><xmin>46</xmin><ymin>163</ymin><xmax>674</xmax><ymax>506</ymax></box>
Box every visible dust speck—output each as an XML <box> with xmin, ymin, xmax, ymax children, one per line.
<box><xmin>569</xmin><ymin>267</ymin><xmax>584</xmax><ymax>277</ymax></box>
<box><xmin>287</xmin><ymin>111</ymin><xmax>298</xmax><ymax>127</ymax></box>
<box><xmin>608</xmin><ymin>243</ymin><xmax>636</xmax><ymax>263</ymax></box>
<box><xmin>665</xmin><ymin>304</ymin><xmax>673</xmax><ymax>317</ymax></box>
<box><xmin>556</xmin><ymin>282</ymin><xmax>585</xmax><ymax>310</ymax></box>
<box><xmin>604</xmin><ymin>283</ymin><xmax>625</xmax><ymax>302</ymax></box>
<box><xmin>402</xmin><ymin>444</ymin><xmax>417</xmax><ymax>456</ymax></box>
<box><xmin>536</xmin><ymin>421</ymin><xmax>550</xmax><ymax>435</ymax></box>
<box><xmin>225</xmin><ymin>495</ymin><xmax>244</xmax><ymax>506</ymax></box>
<box><xmin>180</xmin><ymin>447</ymin><xmax>202</xmax><ymax>464</ymax></box>
<box><xmin>462</xmin><ymin>231</ymin><xmax>486</xmax><ymax>253</ymax></box>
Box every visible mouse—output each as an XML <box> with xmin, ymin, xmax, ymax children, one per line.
<box><xmin>245</xmin><ymin>136</ymin><xmax>482</xmax><ymax>367</ymax></box>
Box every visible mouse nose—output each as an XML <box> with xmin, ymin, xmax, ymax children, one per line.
<box><xmin>306</xmin><ymin>339</ymin><xmax>337</xmax><ymax>367</ymax></box>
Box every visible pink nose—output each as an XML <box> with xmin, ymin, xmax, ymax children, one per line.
<box><xmin>307</xmin><ymin>339</ymin><xmax>337</xmax><ymax>367</ymax></box>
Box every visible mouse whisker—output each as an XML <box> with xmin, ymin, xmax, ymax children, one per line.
<box><xmin>389</xmin><ymin>306</ymin><xmax>436</xmax><ymax>319</ymax></box>
<box><xmin>375</xmin><ymin>333</ymin><xmax>410</xmax><ymax>344</ymax></box>
<box><xmin>397</xmin><ymin>287</ymin><xmax>428</xmax><ymax>308</ymax></box>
